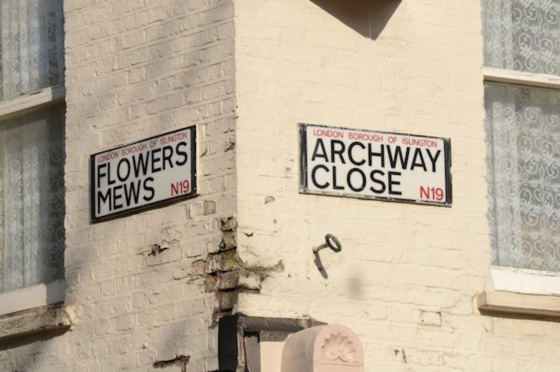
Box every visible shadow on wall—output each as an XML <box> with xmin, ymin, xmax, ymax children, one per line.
<box><xmin>310</xmin><ymin>0</ymin><xmax>402</xmax><ymax>39</ymax></box>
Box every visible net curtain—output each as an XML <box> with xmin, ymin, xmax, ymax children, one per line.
<box><xmin>484</xmin><ymin>0</ymin><xmax>560</xmax><ymax>75</ymax></box>
<box><xmin>0</xmin><ymin>107</ymin><xmax>65</xmax><ymax>293</ymax></box>
<box><xmin>0</xmin><ymin>0</ymin><xmax>64</xmax><ymax>101</ymax></box>
<box><xmin>0</xmin><ymin>0</ymin><xmax>64</xmax><ymax>292</ymax></box>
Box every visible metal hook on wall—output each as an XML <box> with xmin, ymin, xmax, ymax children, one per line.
<box><xmin>313</xmin><ymin>234</ymin><xmax>342</xmax><ymax>254</ymax></box>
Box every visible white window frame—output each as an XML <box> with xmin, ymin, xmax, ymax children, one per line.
<box><xmin>484</xmin><ymin>69</ymin><xmax>560</xmax><ymax>298</ymax></box>
<box><xmin>0</xmin><ymin>85</ymin><xmax>66</xmax><ymax>316</ymax></box>
<box><xmin>0</xmin><ymin>279</ymin><xmax>65</xmax><ymax>316</ymax></box>
<box><xmin>0</xmin><ymin>85</ymin><xmax>65</xmax><ymax>119</ymax></box>
<box><xmin>484</xmin><ymin>67</ymin><xmax>560</xmax><ymax>91</ymax></box>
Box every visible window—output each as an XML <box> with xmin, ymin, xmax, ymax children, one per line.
<box><xmin>0</xmin><ymin>0</ymin><xmax>65</xmax><ymax>314</ymax></box>
<box><xmin>484</xmin><ymin>1</ymin><xmax>560</xmax><ymax>280</ymax></box>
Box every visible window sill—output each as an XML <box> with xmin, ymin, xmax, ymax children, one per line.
<box><xmin>0</xmin><ymin>303</ymin><xmax>73</xmax><ymax>342</ymax></box>
<box><xmin>0</xmin><ymin>85</ymin><xmax>65</xmax><ymax>120</ymax></box>
<box><xmin>490</xmin><ymin>266</ymin><xmax>560</xmax><ymax>296</ymax></box>
<box><xmin>478</xmin><ymin>266</ymin><xmax>560</xmax><ymax>318</ymax></box>
<box><xmin>0</xmin><ymin>280</ymin><xmax>70</xmax><ymax>342</ymax></box>
<box><xmin>0</xmin><ymin>280</ymin><xmax>66</xmax><ymax>316</ymax></box>
<box><xmin>484</xmin><ymin>67</ymin><xmax>560</xmax><ymax>89</ymax></box>
<box><xmin>476</xmin><ymin>266</ymin><xmax>560</xmax><ymax>318</ymax></box>
<box><xmin>477</xmin><ymin>290</ymin><xmax>560</xmax><ymax>318</ymax></box>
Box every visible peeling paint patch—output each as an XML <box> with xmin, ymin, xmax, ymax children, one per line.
<box><xmin>149</xmin><ymin>243</ymin><xmax>169</xmax><ymax>256</ymax></box>
<box><xmin>153</xmin><ymin>355</ymin><xmax>190</xmax><ymax>372</ymax></box>
<box><xmin>190</xmin><ymin>217</ymin><xmax>283</xmax><ymax>322</ymax></box>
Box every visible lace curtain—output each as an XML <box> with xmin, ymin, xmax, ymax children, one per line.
<box><xmin>484</xmin><ymin>0</ymin><xmax>560</xmax><ymax>75</ymax></box>
<box><xmin>486</xmin><ymin>83</ymin><xmax>560</xmax><ymax>272</ymax></box>
<box><xmin>0</xmin><ymin>0</ymin><xmax>64</xmax><ymax>101</ymax></box>
<box><xmin>0</xmin><ymin>105</ymin><xmax>65</xmax><ymax>292</ymax></box>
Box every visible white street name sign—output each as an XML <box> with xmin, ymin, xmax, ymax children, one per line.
<box><xmin>91</xmin><ymin>126</ymin><xmax>197</xmax><ymax>222</ymax></box>
<box><xmin>299</xmin><ymin>123</ymin><xmax>452</xmax><ymax>206</ymax></box>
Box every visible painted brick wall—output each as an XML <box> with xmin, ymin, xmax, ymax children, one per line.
<box><xmin>235</xmin><ymin>0</ymin><xmax>560</xmax><ymax>371</ymax></box>
<box><xmin>0</xmin><ymin>0</ymin><xmax>235</xmax><ymax>371</ymax></box>
<box><xmin>2</xmin><ymin>0</ymin><xmax>560</xmax><ymax>371</ymax></box>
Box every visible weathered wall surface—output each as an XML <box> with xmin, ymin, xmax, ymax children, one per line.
<box><xmin>235</xmin><ymin>0</ymin><xmax>560</xmax><ymax>371</ymax></box>
<box><xmin>0</xmin><ymin>0</ymin><xmax>235</xmax><ymax>371</ymax></box>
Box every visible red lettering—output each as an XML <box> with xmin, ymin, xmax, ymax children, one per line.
<box><xmin>312</xmin><ymin>129</ymin><xmax>344</xmax><ymax>138</ymax></box>
<box><xmin>97</xmin><ymin>151</ymin><xmax>120</xmax><ymax>163</ymax></box>
<box><xmin>420</xmin><ymin>186</ymin><xmax>430</xmax><ymax>199</ymax></box>
<box><xmin>171</xmin><ymin>179</ymin><xmax>191</xmax><ymax>196</ymax></box>
<box><xmin>420</xmin><ymin>186</ymin><xmax>444</xmax><ymax>201</ymax></box>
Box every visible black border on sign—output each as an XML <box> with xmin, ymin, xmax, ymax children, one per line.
<box><xmin>298</xmin><ymin>123</ymin><xmax>452</xmax><ymax>207</ymax></box>
<box><xmin>90</xmin><ymin>125</ymin><xmax>198</xmax><ymax>223</ymax></box>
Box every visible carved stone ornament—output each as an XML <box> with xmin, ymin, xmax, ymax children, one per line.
<box><xmin>320</xmin><ymin>330</ymin><xmax>359</xmax><ymax>363</ymax></box>
<box><xmin>281</xmin><ymin>324</ymin><xmax>364</xmax><ymax>372</ymax></box>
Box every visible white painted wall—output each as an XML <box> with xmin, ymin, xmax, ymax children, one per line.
<box><xmin>2</xmin><ymin>0</ymin><xmax>560</xmax><ymax>371</ymax></box>
<box><xmin>235</xmin><ymin>0</ymin><xmax>560</xmax><ymax>370</ymax></box>
<box><xmin>0</xmin><ymin>0</ymin><xmax>235</xmax><ymax>371</ymax></box>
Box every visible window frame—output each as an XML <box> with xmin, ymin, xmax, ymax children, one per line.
<box><xmin>0</xmin><ymin>279</ymin><xmax>65</xmax><ymax>316</ymax></box>
<box><xmin>483</xmin><ymin>70</ymin><xmax>560</xmax><ymax>299</ymax></box>
<box><xmin>0</xmin><ymin>84</ymin><xmax>66</xmax><ymax>316</ymax></box>
<box><xmin>484</xmin><ymin>67</ymin><xmax>560</xmax><ymax>296</ymax></box>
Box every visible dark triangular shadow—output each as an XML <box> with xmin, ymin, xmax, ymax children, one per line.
<box><xmin>310</xmin><ymin>0</ymin><xmax>402</xmax><ymax>40</ymax></box>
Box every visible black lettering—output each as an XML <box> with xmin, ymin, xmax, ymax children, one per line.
<box><xmin>330</xmin><ymin>140</ymin><xmax>346</xmax><ymax>164</ymax></box>
<box><xmin>175</xmin><ymin>142</ymin><xmax>188</xmax><ymax>166</ymax></box>
<box><xmin>387</xmin><ymin>146</ymin><xmax>410</xmax><ymax>169</ymax></box>
<box><xmin>132</xmin><ymin>152</ymin><xmax>150</xmax><ymax>177</ymax></box>
<box><xmin>97</xmin><ymin>163</ymin><xmax>108</xmax><ymax>188</ymax></box>
<box><xmin>124</xmin><ymin>180</ymin><xmax>141</xmax><ymax>205</ymax></box>
<box><xmin>117</xmin><ymin>158</ymin><xmax>131</xmax><ymax>182</ymax></box>
<box><xmin>113</xmin><ymin>185</ymin><xmax>124</xmax><ymax>209</ymax></box>
<box><xmin>410</xmin><ymin>148</ymin><xmax>427</xmax><ymax>171</ymax></box>
<box><xmin>151</xmin><ymin>148</ymin><xmax>162</xmax><ymax>172</ymax></box>
<box><xmin>311</xmin><ymin>165</ymin><xmax>330</xmax><ymax>189</ymax></box>
<box><xmin>347</xmin><ymin>168</ymin><xmax>366</xmax><ymax>192</ymax></box>
<box><xmin>311</xmin><ymin>139</ymin><xmax>328</xmax><ymax>162</ymax></box>
<box><xmin>162</xmin><ymin>145</ymin><xmax>173</xmax><ymax>170</ymax></box>
<box><xmin>97</xmin><ymin>189</ymin><xmax>112</xmax><ymax>214</ymax></box>
<box><xmin>143</xmin><ymin>177</ymin><xmax>155</xmax><ymax>201</ymax></box>
<box><xmin>426</xmin><ymin>149</ymin><xmax>441</xmax><ymax>172</ymax></box>
<box><xmin>369</xmin><ymin>170</ymin><xmax>386</xmax><ymax>194</ymax></box>
<box><xmin>388</xmin><ymin>171</ymin><xmax>402</xmax><ymax>195</ymax></box>
<box><xmin>348</xmin><ymin>142</ymin><xmax>366</xmax><ymax>166</ymax></box>
<box><xmin>368</xmin><ymin>144</ymin><xmax>385</xmax><ymax>167</ymax></box>
<box><xmin>332</xmin><ymin>166</ymin><xmax>344</xmax><ymax>190</ymax></box>
<box><xmin>107</xmin><ymin>162</ymin><xmax>116</xmax><ymax>185</ymax></box>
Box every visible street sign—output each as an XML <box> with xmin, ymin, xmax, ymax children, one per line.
<box><xmin>91</xmin><ymin>126</ymin><xmax>197</xmax><ymax>222</ymax></box>
<box><xmin>299</xmin><ymin>123</ymin><xmax>452</xmax><ymax>206</ymax></box>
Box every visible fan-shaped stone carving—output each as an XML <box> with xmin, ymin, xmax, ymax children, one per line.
<box><xmin>281</xmin><ymin>324</ymin><xmax>364</xmax><ymax>371</ymax></box>
<box><xmin>320</xmin><ymin>330</ymin><xmax>359</xmax><ymax>363</ymax></box>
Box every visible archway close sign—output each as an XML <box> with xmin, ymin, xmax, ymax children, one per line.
<box><xmin>299</xmin><ymin>123</ymin><xmax>452</xmax><ymax>206</ymax></box>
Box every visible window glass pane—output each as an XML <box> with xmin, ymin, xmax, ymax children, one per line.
<box><xmin>486</xmin><ymin>83</ymin><xmax>560</xmax><ymax>272</ymax></box>
<box><xmin>483</xmin><ymin>0</ymin><xmax>560</xmax><ymax>75</ymax></box>
<box><xmin>0</xmin><ymin>104</ymin><xmax>65</xmax><ymax>292</ymax></box>
<box><xmin>0</xmin><ymin>0</ymin><xmax>64</xmax><ymax>101</ymax></box>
